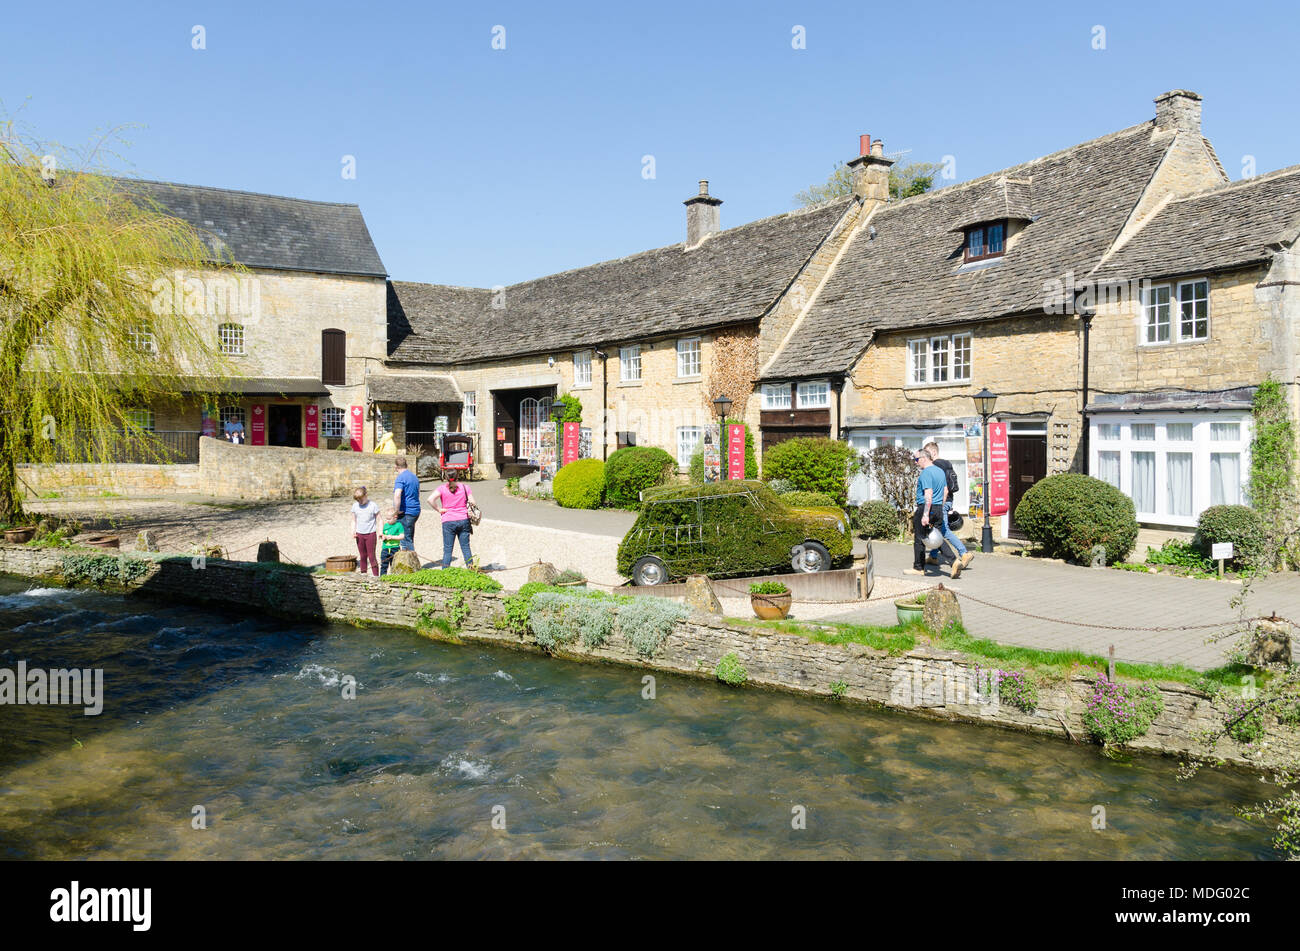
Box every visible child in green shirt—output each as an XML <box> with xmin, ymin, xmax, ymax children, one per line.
<box><xmin>379</xmin><ymin>507</ymin><xmax>405</xmax><ymax>575</ymax></box>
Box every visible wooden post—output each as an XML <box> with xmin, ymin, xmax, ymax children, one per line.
<box><xmin>1108</xmin><ymin>644</ymin><xmax>1115</xmax><ymax>682</ymax></box>
<box><xmin>1218</xmin><ymin>558</ymin><xmax>1224</xmax><ymax>579</ymax></box>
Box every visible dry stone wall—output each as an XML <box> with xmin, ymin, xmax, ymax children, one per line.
<box><xmin>198</xmin><ymin>434</ymin><xmax>399</xmax><ymax>499</ymax></box>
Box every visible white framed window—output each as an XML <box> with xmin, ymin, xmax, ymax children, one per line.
<box><xmin>796</xmin><ymin>380</ymin><xmax>830</xmax><ymax>408</ymax></box>
<box><xmin>218</xmin><ymin>322</ymin><xmax>245</xmax><ymax>355</ymax></box>
<box><xmin>620</xmin><ymin>345</ymin><xmax>641</xmax><ymax>382</ymax></box>
<box><xmin>579</xmin><ymin>426</ymin><xmax>593</xmax><ymax>459</ymax></box>
<box><xmin>1088</xmin><ymin>414</ymin><xmax>1250</xmax><ymax>526</ymax></box>
<box><xmin>321</xmin><ymin>407</ymin><xmax>346</xmax><ymax>438</ymax></box>
<box><xmin>219</xmin><ymin>406</ymin><xmax>245</xmax><ymax>430</ymax></box>
<box><xmin>125</xmin><ymin>408</ymin><xmax>154</xmax><ymax>432</ymax></box>
<box><xmin>676</xmin><ymin>337</ymin><xmax>701</xmax><ymax>378</ymax></box>
<box><xmin>847</xmin><ymin>429</ymin><xmax>970</xmax><ymax>513</ymax></box>
<box><xmin>907</xmin><ymin>332</ymin><xmax>971</xmax><ymax>384</ymax></box>
<box><xmin>1143</xmin><ymin>279</ymin><xmax>1208</xmax><ymax>345</ymax></box>
<box><xmin>676</xmin><ymin>426</ymin><xmax>704</xmax><ymax>467</ymax></box>
<box><xmin>761</xmin><ymin>383</ymin><xmax>792</xmax><ymax>409</ymax></box>
<box><xmin>462</xmin><ymin>391</ymin><xmax>477</xmax><ymax>433</ymax></box>
<box><xmin>129</xmin><ymin>326</ymin><xmax>157</xmax><ymax>354</ymax></box>
<box><xmin>573</xmin><ymin>350</ymin><xmax>592</xmax><ymax>387</ymax></box>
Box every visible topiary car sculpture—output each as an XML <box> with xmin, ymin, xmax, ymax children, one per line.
<box><xmin>617</xmin><ymin>480</ymin><xmax>853</xmax><ymax>585</ymax></box>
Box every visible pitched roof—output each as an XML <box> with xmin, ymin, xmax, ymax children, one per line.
<box><xmin>119</xmin><ymin>179</ymin><xmax>387</xmax><ymax>278</ymax></box>
<box><xmin>386</xmin><ymin>199</ymin><xmax>853</xmax><ymax>364</ymax></box>
<box><xmin>762</xmin><ymin>122</ymin><xmax>1176</xmax><ymax>379</ymax></box>
<box><xmin>1091</xmin><ymin>166</ymin><xmax>1300</xmax><ymax>282</ymax></box>
<box><xmin>366</xmin><ymin>373</ymin><xmax>461</xmax><ymax>403</ymax></box>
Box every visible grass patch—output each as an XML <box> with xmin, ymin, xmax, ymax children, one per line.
<box><xmin>382</xmin><ymin>567</ymin><xmax>503</xmax><ymax>592</ymax></box>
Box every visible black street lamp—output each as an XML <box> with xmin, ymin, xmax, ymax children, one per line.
<box><xmin>972</xmin><ymin>387</ymin><xmax>998</xmax><ymax>553</ymax></box>
<box><xmin>713</xmin><ymin>394</ymin><xmax>733</xmax><ymax>479</ymax></box>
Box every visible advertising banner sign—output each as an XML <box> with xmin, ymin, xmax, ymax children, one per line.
<box><xmin>989</xmin><ymin>421</ymin><xmax>1010</xmax><ymax>517</ymax></box>
<box><xmin>304</xmin><ymin>404</ymin><xmax>319</xmax><ymax>448</ymax></box>
<box><xmin>727</xmin><ymin>424</ymin><xmax>745</xmax><ymax>480</ymax></box>
<box><xmin>250</xmin><ymin>404</ymin><xmax>266</xmax><ymax>445</ymax></box>
<box><xmin>562</xmin><ymin>422</ymin><xmax>580</xmax><ymax>466</ymax></box>
<box><xmin>350</xmin><ymin>405</ymin><xmax>364</xmax><ymax>452</ymax></box>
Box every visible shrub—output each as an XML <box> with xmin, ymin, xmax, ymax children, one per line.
<box><xmin>1193</xmin><ymin>505</ymin><xmax>1267</xmax><ymax>569</ymax></box>
<box><xmin>1225</xmin><ymin>700</ymin><xmax>1267</xmax><ymax>745</ymax></box>
<box><xmin>854</xmin><ymin>499</ymin><xmax>902</xmax><ymax>539</ymax></box>
<box><xmin>383</xmin><ymin>567</ymin><xmax>502</xmax><ymax>591</ymax></box>
<box><xmin>553</xmin><ymin>458</ymin><xmax>605</xmax><ymax>509</ymax></box>
<box><xmin>1013</xmin><ymin>473</ymin><xmax>1138</xmax><ymax>565</ymax></box>
<box><xmin>762</xmin><ymin>437</ymin><xmax>856</xmax><ymax>504</ymax></box>
<box><xmin>766</xmin><ymin>478</ymin><xmax>794</xmax><ymax>494</ymax></box>
<box><xmin>529</xmin><ymin>592</ymin><xmax>617</xmax><ymax>650</ymax></box>
<box><xmin>1249</xmin><ymin>377</ymin><xmax>1297</xmax><ymax>563</ymax></box>
<box><xmin>616</xmin><ymin>597</ymin><xmax>688</xmax><ymax>657</ymax></box>
<box><xmin>976</xmin><ymin>666</ymin><xmax>1039</xmax><ymax>714</ymax></box>
<box><xmin>553</xmin><ymin>568</ymin><xmax>587</xmax><ymax>584</ymax></box>
<box><xmin>604</xmin><ymin>446</ymin><xmax>676</xmax><ymax>508</ymax></box>
<box><xmin>715</xmin><ymin>652</ymin><xmax>748</xmax><ymax>686</ymax></box>
<box><xmin>860</xmin><ymin>445</ymin><xmax>915</xmax><ymax>517</ymax></box>
<box><xmin>780</xmin><ymin>490</ymin><xmax>839</xmax><ymax>509</ymax></box>
<box><xmin>1082</xmin><ymin>677</ymin><xmax>1164</xmax><ymax>745</ymax></box>
<box><xmin>61</xmin><ymin>552</ymin><xmax>153</xmax><ymax>586</ymax></box>
<box><xmin>749</xmin><ymin>581</ymin><xmax>789</xmax><ymax>595</ymax></box>
<box><xmin>1145</xmin><ymin>538</ymin><xmax>1215</xmax><ymax>573</ymax></box>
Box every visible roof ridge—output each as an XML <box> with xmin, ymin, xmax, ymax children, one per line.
<box><xmin>117</xmin><ymin>176</ymin><xmax>363</xmax><ymax>208</ymax></box>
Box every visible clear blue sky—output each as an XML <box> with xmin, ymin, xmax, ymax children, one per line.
<box><xmin>3</xmin><ymin>0</ymin><xmax>1298</xmax><ymax>287</ymax></box>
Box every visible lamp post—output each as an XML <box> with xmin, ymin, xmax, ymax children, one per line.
<box><xmin>972</xmin><ymin>387</ymin><xmax>998</xmax><ymax>553</ymax></box>
<box><xmin>713</xmin><ymin>394</ymin><xmax>733</xmax><ymax>480</ymax></box>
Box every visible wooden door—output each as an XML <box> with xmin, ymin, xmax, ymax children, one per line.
<box><xmin>493</xmin><ymin>396</ymin><xmax>516</xmax><ymax>462</ymax></box>
<box><xmin>1007</xmin><ymin>435</ymin><xmax>1047</xmax><ymax>535</ymax></box>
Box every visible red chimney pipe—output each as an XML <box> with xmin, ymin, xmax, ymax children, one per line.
<box><xmin>860</xmin><ymin>134</ymin><xmax>872</xmax><ymax>157</ymax></box>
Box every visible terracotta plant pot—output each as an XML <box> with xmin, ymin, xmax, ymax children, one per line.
<box><xmin>4</xmin><ymin>526</ymin><xmax>37</xmax><ymax>544</ymax></box>
<box><xmin>325</xmin><ymin>555</ymin><xmax>358</xmax><ymax>573</ymax></box>
<box><xmin>895</xmin><ymin>598</ymin><xmax>925</xmax><ymax>626</ymax></box>
<box><xmin>751</xmin><ymin>591</ymin><xmax>792</xmax><ymax>620</ymax></box>
<box><xmin>84</xmin><ymin>534</ymin><xmax>120</xmax><ymax>550</ymax></box>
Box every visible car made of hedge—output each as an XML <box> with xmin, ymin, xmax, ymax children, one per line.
<box><xmin>616</xmin><ymin>480</ymin><xmax>853</xmax><ymax>585</ymax></box>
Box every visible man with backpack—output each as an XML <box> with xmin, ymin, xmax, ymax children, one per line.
<box><xmin>924</xmin><ymin>441</ymin><xmax>974</xmax><ymax>578</ymax></box>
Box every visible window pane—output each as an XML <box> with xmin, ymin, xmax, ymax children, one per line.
<box><xmin>762</xmin><ymin>384</ymin><xmax>791</xmax><ymax>409</ymax></box>
<box><xmin>951</xmin><ymin>333</ymin><xmax>971</xmax><ymax>380</ymax></box>
<box><xmin>1210</xmin><ymin>453</ymin><xmax>1241</xmax><ymax>506</ymax></box>
<box><xmin>929</xmin><ymin>337</ymin><xmax>949</xmax><ymax>382</ymax></box>
<box><xmin>676</xmin><ymin>338</ymin><xmax>700</xmax><ymax>377</ymax></box>
<box><xmin>1178</xmin><ymin>280</ymin><xmax>1209</xmax><ymax>340</ymax></box>
<box><xmin>1143</xmin><ymin>286</ymin><xmax>1170</xmax><ymax>343</ymax></box>
<box><xmin>573</xmin><ymin>351</ymin><xmax>591</xmax><ymax>386</ymax></box>
<box><xmin>1210</xmin><ymin>422</ymin><xmax>1240</xmax><ymax>442</ymax></box>
<box><xmin>676</xmin><ymin>427</ymin><xmax>702</xmax><ymax>467</ymax></box>
<box><xmin>1096</xmin><ymin>423</ymin><xmax>1121</xmax><ymax>441</ymax></box>
<box><xmin>797</xmin><ymin>381</ymin><xmax>829</xmax><ymax>408</ymax></box>
<box><xmin>1165</xmin><ymin>423</ymin><xmax>1192</xmax><ymax>441</ymax></box>
<box><xmin>322</xmin><ymin>408</ymin><xmax>345</xmax><ymax>437</ymax></box>
<box><xmin>620</xmin><ymin>346</ymin><xmax>640</xmax><ymax>381</ymax></box>
<box><xmin>966</xmin><ymin>228</ymin><xmax>983</xmax><ymax>257</ymax></box>
<box><xmin>986</xmin><ymin>223</ymin><xmax>1004</xmax><ymax>254</ymax></box>
<box><xmin>1130</xmin><ymin>424</ymin><xmax>1155</xmax><ymax>441</ymax></box>
<box><xmin>1097</xmin><ymin>451</ymin><xmax>1120</xmax><ymax>488</ymax></box>
<box><xmin>1131</xmin><ymin>451</ymin><xmax>1155</xmax><ymax>513</ymax></box>
<box><xmin>463</xmin><ymin>391</ymin><xmax>477</xmax><ymax>432</ymax></box>
<box><xmin>908</xmin><ymin>339</ymin><xmax>927</xmax><ymax>384</ymax></box>
<box><xmin>1166</xmin><ymin>452</ymin><xmax>1193</xmax><ymax>517</ymax></box>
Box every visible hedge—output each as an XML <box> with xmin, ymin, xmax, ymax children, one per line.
<box><xmin>553</xmin><ymin>458</ymin><xmax>605</xmax><ymax>509</ymax></box>
<box><xmin>1013</xmin><ymin>473</ymin><xmax>1138</xmax><ymax>565</ymax></box>
<box><xmin>780</xmin><ymin>490</ymin><xmax>840</xmax><ymax>509</ymax></box>
<box><xmin>1193</xmin><ymin>505</ymin><xmax>1267</xmax><ymax>568</ymax></box>
<box><xmin>604</xmin><ymin>446</ymin><xmax>676</xmax><ymax>508</ymax></box>
<box><xmin>761</xmin><ymin>437</ymin><xmax>856</xmax><ymax>504</ymax></box>
<box><xmin>854</xmin><ymin>499</ymin><xmax>901</xmax><ymax>539</ymax></box>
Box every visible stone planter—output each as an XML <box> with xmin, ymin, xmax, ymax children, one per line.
<box><xmin>325</xmin><ymin>555</ymin><xmax>358</xmax><ymax>573</ymax></box>
<box><xmin>895</xmin><ymin>597</ymin><xmax>925</xmax><ymax>626</ymax></box>
<box><xmin>83</xmin><ymin>534</ymin><xmax>120</xmax><ymax>550</ymax></box>
<box><xmin>751</xmin><ymin>591</ymin><xmax>792</xmax><ymax>620</ymax></box>
<box><xmin>3</xmin><ymin>526</ymin><xmax>37</xmax><ymax>544</ymax></box>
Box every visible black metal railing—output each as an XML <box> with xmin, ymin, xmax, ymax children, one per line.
<box><xmin>35</xmin><ymin>430</ymin><xmax>201</xmax><ymax>465</ymax></box>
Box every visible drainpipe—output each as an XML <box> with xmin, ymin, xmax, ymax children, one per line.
<box><xmin>1079</xmin><ymin>306</ymin><xmax>1095</xmax><ymax>476</ymax></box>
<box><xmin>594</xmin><ymin>349</ymin><xmax>609</xmax><ymax>460</ymax></box>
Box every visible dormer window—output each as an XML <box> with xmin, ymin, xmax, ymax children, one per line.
<box><xmin>964</xmin><ymin>221</ymin><xmax>1006</xmax><ymax>262</ymax></box>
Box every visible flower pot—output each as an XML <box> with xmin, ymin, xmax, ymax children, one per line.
<box><xmin>894</xmin><ymin>598</ymin><xmax>925</xmax><ymax>625</ymax></box>
<box><xmin>4</xmin><ymin>526</ymin><xmax>37</xmax><ymax>544</ymax></box>
<box><xmin>751</xmin><ymin>591</ymin><xmax>792</xmax><ymax>620</ymax></box>
<box><xmin>84</xmin><ymin>534</ymin><xmax>120</xmax><ymax>550</ymax></box>
<box><xmin>325</xmin><ymin>555</ymin><xmax>358</xmax><ymax>573</ymax></box>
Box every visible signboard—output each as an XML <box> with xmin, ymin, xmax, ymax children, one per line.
<box><xmin>304</xmin><ymin>404</ymin><xmax>319</xmax><ymax>448</ymax></box>
<box><xmin>201</xmin><ymin>408</ymin><xmax>218</xmax><ymax>439</ymax></box>
<box><xmin>497</xmin><ymin>427</ymin><xmax>506</xmax><ymax>442</ymax></box>
<box><xmin>349</xmin><ymin>405</ymin><xmax>364</xmax><ymax>452</ymax></box>
<box><xmin>727</xmin><ymin>424</ymin><xmax>745</xmax><ymax>480</ymax></box>
<box><xmin>988</xmin><ymin>421</ymin><xmax>1010</xmax><ymax>517</ymax></box>
<box><xmin>250</xmin><ymin>404</ymin><xmax>266</xmax><ymax>445</ymax></box>
<box><xmin>964</xmin><ymin>420</ymin><xmax>984</xmax><ymax>520</ymax></box>
<box><xmin>561</xmin><ymin>422</ymin><xmax>580</xmax><ymax>466</ymax></box>
<box><xmin>1211</xmin><ymin>542</ymin><xmax>1234</xmax><ymax>561</ymax></box>
<box><xmin>703</xmin><ymin>433</ymin><xmax>720</xmax><ymax>483</ymax></box>
<box><xmin>503</xmin><ymin>442</ymin><xmax>513</xmax><ymax>458</ymax></box>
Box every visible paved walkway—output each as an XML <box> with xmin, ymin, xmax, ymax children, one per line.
<box><xmin>832</xmin><ymin>542</ymin><xmax>1300</xmax><ymax>671</ymax></box>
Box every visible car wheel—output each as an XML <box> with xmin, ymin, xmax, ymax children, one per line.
<box><xmin>631</xmin><ymin>555</ymin><xmax>669</xmax><ymax>586</ymax></box>
<box><xmin>791</xmin><ymin>541</ymin><xmax>831</xmax><ymax>573</ymax></box>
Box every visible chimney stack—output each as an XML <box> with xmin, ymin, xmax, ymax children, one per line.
<box><xmin>684</xmin><ymin>180</ymin><xmax>722</xmax><ymax>248</ymax></box>
<box><xmin>847</xmin><ymin>134</ymin><xmax>894</xmax><ymax>202</ymax></box>
<box><xmin>1154</xmin><ymin>89</ymin><xmax>1202</xmax><ymax>134</ymax></box>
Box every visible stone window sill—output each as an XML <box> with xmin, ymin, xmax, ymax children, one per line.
<box><xmin>673</xmin><ymin>376</ymin><xmax>703</xmax><ymax>385</ymax></box>
<box><xmin>617</xmin><ymin>380</ymin><xmax>642</xmax><ymax>387</ymax></box>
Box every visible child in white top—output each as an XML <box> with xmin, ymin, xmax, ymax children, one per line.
<box><xmin>350</xmin><ymin>486</ymin><xmax>381</xmax><ymax>576</ymax></box>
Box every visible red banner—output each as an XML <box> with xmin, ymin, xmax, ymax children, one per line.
<box><xmin>562</xmin><ymin>421</ymin><xmax>580</xmax><ymax>465</ymax></box>
<box><xmin>349</xmin><ymin>405</ymin><xmax>364</xmax><ymax>452</ymax></box>
<box><xmin>304</xmin><ymin>404</ymin><xmax>319</xmax><ymax>448</ymax></box>
<box><xmin>727</xmin><ymin>424</ymin><xmax>745</xmax><ymax>480</ymax></box>
<box><xmin>250</xmin><ymin>404</ymin><xmax>266</xmax><ymax>445</ymax></box>
<box><xmin>988</xmin><ymin>421</ymin><xmax>1010</xmax><ymax>517</ymax></box>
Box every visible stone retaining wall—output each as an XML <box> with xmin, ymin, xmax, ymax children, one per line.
<box><xmin>19</xmin><ymin>463</ymin><xmax>200</xmax><ymax>497</ymax></box>
<box><xmin>1</xmin><ymin>542</ymin><xmax>1292</xmax><ymax>771</ymax></box>
<box><xmin>198</xmin><ymin>435</ymin><xmax>399</xmax><ymax>500</ymax></box>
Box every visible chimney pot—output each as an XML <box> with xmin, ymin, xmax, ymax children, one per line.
<box><xmin>870</xmin><ymin>138</ymin><xmax>884</xmax><ymax>157</ymax></box>
<box><xmin>699</xmin><ymin>180</ymin><xmax>709</xmax><ymax>195</ymax></box>
<box><xmin>859</xmin><ymin>135</ymin><xmax>871</xmax><ymax>157</ymax></box>
<box><xmin>1154</xmin><ymin>89</ymin><xmax>1202</xmax><ymax>134</ymax></box>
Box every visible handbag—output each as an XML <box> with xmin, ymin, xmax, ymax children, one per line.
<box><xmin>466</xmin><ymin>493</ymin><xmax>482</xmax><ymax>527</ymax></box>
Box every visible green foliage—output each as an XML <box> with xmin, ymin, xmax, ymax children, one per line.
<box><xmin>859</xmin><ymin>445</ymin><xmax>916</xmax><ymax>520</ymax></box>
<box><xmin>1193</xmin><ymin>505</ymin><xmax>1267</xmax><ymax>569</ymax></box>
<box><xmin>529</xmin><ymin>592</ymin><xmax>617</xmax><ymax>650</ymax></box>
<box><xmin>766</xmin><ymin>478</ymin><xmax>794</xmax><ymax>494</ymax></box>
<box><xmin>715</xmin><ymin>652</ymin><xmax>748</xmax><ymax>686</ymax></box>
<box><xmin>749</xmin><ymin>580</ymin><xmax>790</xmax><ymax>595</ymax></box>
<box><xmin>1145</xmin><ymin>539</ymin><xmax>1216</xmax><ymax>573</ymax></box>
<box><xmin>1249</xmin><ymin>377</ymin><xmax>1297</xmax><ymax>562</ymax></box>
<box><xmin>382</xmin><ymin>567</ymin><xmax>502</xmax><ymax>592</ymax></box>
<box><xmin>762</xmin><ymin>437</ymin><xmax>856</xmax><ymax>504</ymax></box>
<box><xmin>552</xmin><ymin>392</ymin><xmax>583</xmax><ymax>423</ymax></box>
<box><xmin>688</xmin><ymin>421</ymin><xmax>758</xmax><ymax>482</ymax></box>
<box><xmin>553</xmin><ymin>569</ymin><xmax>587</xmax><ymax>584</ymax></box>
<box><xmin>854</xmin><ymin>499</ymin><xmax>903</xmax><ymax>540</ymax></box>
<box><xmin>604</xmin><ymin>446</ymin><xmax>676</xmax><ymax>508</ymax></box>
<box><xmin>1224</xmin><ymin>699</ymin><xmax>1267</xmax><ymax>744</ymax></box>
<box><xmin>553</xmin><ymin>458</ymin><xmax>605</xmax><ymax>509</ymax></box>
<box><xmin>793</xmin><ymin>159</ymin><xmax>943</xmax><ymax>206</ymax></box>
<box><xmin>1082</xmin><ymin>677</ymin><xmax>1165</xmax><ymax>745</ymax></box>
<box><xmin>616</xmin><ymin>597</ymin><xmax>688</xmax><ymax>657</ymax></box>
<box><xmin>780</xmin><ymin>490</ymin><xmax>839</xmax><ymax>509</ymax></box>
<box><xmin>1013</xmin><ymin>473</ymin><xmax>1139</xmax><ymax>565</ymax></box>
<box><xmin>60</xmin><ymin>552</ymin><xmax>152</xmax><ymax>587</ymax></box>
<box><xmin>829</xmin><ymin>680</ymin><xmax>849</xmax><ymax>699</ymax></box>
<box><xmin>616</xmin><ymin>479</ymin><xmax>851</xmax><ymax>580</ymax></box>
<box><xmin>976</xmin><ymin>666</ymin><xmax>1039</xmax><ymax>714</ymax></box>
<box><xmin>26</xmin><ymin>526</ymin><xmax>74</xmax><ymax>548</ymax></box>
<box><xmin>417</xmin><ymin>592</ymin><xmax>468</xmax><ymax>634</ymax></box>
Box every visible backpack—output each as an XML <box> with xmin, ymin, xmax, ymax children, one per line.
<box><xmin>937</xmin><ymin>458</ymin><xmax>960</xmax><ymax>500</ymax></box>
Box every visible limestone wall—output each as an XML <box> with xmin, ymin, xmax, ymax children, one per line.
<box><xmin>1</xmin><ymin>542</ymin><xmax>1292</xmax><ymax>771</ymax></box>
<box><xmin>198</xmin><ymin>435</ymin><xmax>399</xmax><ymax>500</ymax></box>
<box><xmin>18</xmin><ymin>463</ymin><xmax>200</xmax><ymax>497</ymax></box>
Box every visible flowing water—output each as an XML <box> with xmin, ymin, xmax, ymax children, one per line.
<box><xmin>0</xmin><ymin>577</ymin><xmax>1276</xmax><ymax>860</ymax></box>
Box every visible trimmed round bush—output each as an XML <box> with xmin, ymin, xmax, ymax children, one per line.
<box><xmin>780</xmin><ymin>490</ymin><xmax>839</xmax><ymax>509</ymax></box>
<box><xmin>553</xmin><ymin>458</ymin><xmax>605</xmax><ymax>509</ymax></box>
<box><xmin>1193</xmin><ymin>505</ymin><xmax>1267</xmax><ymax>568</ymax></box>
<box><xmin>1013</xmin><ymin>473</ymin><xmax>1138</xmax><ymax>565</ymax></box>
<box><xmin>604</xmin><ymin>446</ymin><xmax>676</xmax><ymax>508</ymax></box>
<box><xmin>761</xmin><ymin>437</ymin><xmax>857</xmax><ymax>504</ymax></box>
<box><xmin>855</xmin><ymin>499</ymin><xmax>901</xmax><ymax>539</ymax></box>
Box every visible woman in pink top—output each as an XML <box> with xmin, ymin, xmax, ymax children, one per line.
<box><xmin>430</xmin><ymin>471</ymin><xmax>476</xmax><ymax>569</ymax></box>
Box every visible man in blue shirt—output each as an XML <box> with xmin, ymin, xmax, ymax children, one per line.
<box><xmin>392</xmin><ymin>455</ymin><xmax>421</xmax><ymax>552</ymax></box>
<box><xmin>905</xmin><ymin>449</ymin><xmax>959</xmax><ymax>577</ymax></box>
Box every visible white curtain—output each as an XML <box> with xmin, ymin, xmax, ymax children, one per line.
<box><xmin>1166</xmin><ymin>452</ymin><xmax>1193</xmax><ymax>517</ymax></box>
<box><xmin>1096</xmin><ymin>451</ymin><xmax>1120</xmax><ymax>489</ymax></box>
<box><xmin>1211</xmin><ymin>452</ymin><xmax>1241</xmax><ymax>506</ymax></box>
<box><xmin>1131</xmin><ymin>452</ymin><xmax>1155</xmax><ymax>514</ymax></box>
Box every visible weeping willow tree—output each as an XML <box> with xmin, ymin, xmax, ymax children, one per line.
<box><xmin>0</xmin><ymin>121</ymin><xmax>238</xmax><ymax>523</ymax></box>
